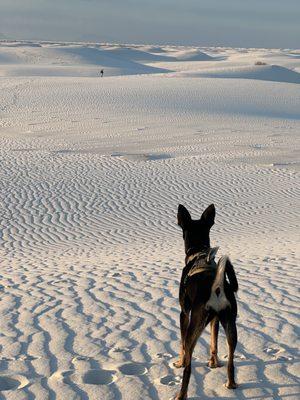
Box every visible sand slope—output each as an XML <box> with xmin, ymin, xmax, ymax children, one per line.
<box><xmin>180</xmin><ymin>64</ymin><xmax>300</xmax><ymax>84</ymax></box>
<box><xmin>0</xmin><ymin>41</ymin><xmax>299</xmax><ymax>399</ymax></box>
<box><xmin>0</xmin><ymin>42</ymin><xmax>170</xmax><ymax>77</ymax></box>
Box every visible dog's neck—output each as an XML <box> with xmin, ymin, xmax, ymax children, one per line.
<box><xmin>185</xmin><ymin>246</ymin><xmax>210</xmax><ymax>265</ymax></box>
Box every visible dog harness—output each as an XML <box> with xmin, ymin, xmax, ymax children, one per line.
<box><xmin>183</xmin><ymin>250</ymin><xmax>217</xmax><ymax>285</ymax></box>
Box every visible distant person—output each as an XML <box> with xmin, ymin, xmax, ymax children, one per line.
<box><xmin>100</xmin><ymin>69</ymin><xmax>104</xmax><ymax>77</ymax></box>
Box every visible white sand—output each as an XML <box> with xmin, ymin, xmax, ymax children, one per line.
<box><xmin>0</xmin><ymin>41</ymin><xmax>299</xmax><ymax>399</ymax></box>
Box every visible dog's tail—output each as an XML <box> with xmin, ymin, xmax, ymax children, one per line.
<box><xmin>224</xmin><ymin>257</ymin><xmax>238</xmax><ymax>292</ymax></box>
<box><xmin>213</xmin><ymin>256</ymin><xmax>238</xmax><ymax>294</ymax></box>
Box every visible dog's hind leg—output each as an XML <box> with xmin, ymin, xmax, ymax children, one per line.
<box><xmin>175</xmin><ymin>308</ymin><xmax>208</xmax><ymax>400</ymax></box>
<box><xmin>174</xmin><ymin>311</ymin><xmax>189</xmax><ymax>368</ymax></box>
<box><xmin>208</xmin><ymin>317</ymin><xmax>221</xmax><ymax>368</ymax></box>
<box><xmin>220</xmin><ymin>314</ymin><xmax>238</xmax><ymax>389</ymax></box>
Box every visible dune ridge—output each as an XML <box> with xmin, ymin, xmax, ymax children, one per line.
<box><xmin>180</xmin><ymin>64</ymin><xmax>300</xmax><ymax>84</ymax></box>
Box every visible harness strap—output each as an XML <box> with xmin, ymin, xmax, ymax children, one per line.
<box><xmin>183</xmin><ymin>248</ymin><xmax>217</xmax><ymax>285</ymax></box>
<box><xmin>188</xmin><ymin>264</ymin><xmax>217</xmax><ymax>278</ymax></box>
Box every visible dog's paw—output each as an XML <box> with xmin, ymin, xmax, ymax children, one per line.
<box><xmin>225</xmin><ymin>381</ymin><xmax>237</xmax><ymax>389</ymax></box>
<box><xmin>173</xmin><ymin>359</ymin><xmax>185</xmax><ymax>368</ymax></box>
<box><xmin>208</xmin><ymin>357</ymin><xmax>221</xmax><ymax>368</ymax></box>
<box><xmin>174</xmin><ymin>393</ymin><xmax>187</xmax><ymax>400</ymax></box>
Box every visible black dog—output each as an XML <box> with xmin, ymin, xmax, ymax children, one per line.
<box><xmin>174</xmin><ymin>204</ymin><xmax>238</xmax><ymax>400</ymax></box>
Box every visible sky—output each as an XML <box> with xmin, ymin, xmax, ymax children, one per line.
<box><xmin>0</xmin><ymin>0</ymin><xmax>299</xmax><ymax>48</ymax></box>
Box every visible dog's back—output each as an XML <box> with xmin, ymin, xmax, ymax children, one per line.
<box><xmin>182</xmin><ymin>252</ymin><xmax>238</xmax><ymax>313</ymax></box>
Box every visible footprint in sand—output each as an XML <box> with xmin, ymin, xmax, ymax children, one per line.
<box><xmin>18</xmin><ymin>355</ymin><xmax>39</xmax><ymax>361</ymax></box>
<box><xmin>276</xmin><ymin>355</ymin><xmax>294</xmax><ymax>361</ymax></box>
<box><xmin>111</xmin><ymin>347</ymin><xmax>130</xmax><ymax>353</ymax></box>
<box><xmin>82</xmin><ymin>369</ymin><xmax>116</xmax><ymax>385</ymax></box>
<box><xmin>71</xmin><ymin>356</ymin><xmax>90</xmax><ymax>364</ymax></box>
<box><xmin>118</xmin><ymin>363</ymin><xmax>148</xmax><ymax>376</ymax></box>
<box><xmin>264</xmin><ymin>347</ymin><xmax>281</xmax><ymax>356</ymax></box>
<box><xmin>0</xmin><ymin>375</ymin><xmax>30</xmax><ymax>391</ymax></box>
<box><xmin>158</xmin><ymin>374</ymin><xmax>181</xmax><ymax>386</ymax></box>
<box><xmin>223</xmin><ymin>354</ymin><xmax>246</xmax><ymax>360</ymax></box>
<box><xmin>155</xmin><ymin>352</ymin><xmax>173</xmax><ymax>360</ymax></box>
<box><xmin>264</xmin><ymin>348</ymin><xmax>293</xmax><ymax>361</ymax></box>
<box><xmin>60</xmin><ymin>369</ymin><xmax>117</xmax><ymax>386</ymax></box>
<box><xmin>250</xmin><ymin>144</ymin><xmax>267</xmax><ymax>150</ymax></box>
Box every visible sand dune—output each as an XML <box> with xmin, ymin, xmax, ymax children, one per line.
<box><xmin>100</xmin><ymin>46</ymin><xmax>173</xmax><ymax>62</ymax></box>
<box><xmin>170</xmin><ymin>49</ymin><xmax>215</xmax><ymax>61</ymax></box>
<box><xmin>0</xmin><ymin>63</ymin><xmax>169</xmax><ymax>77</ymax></box>
<box><xmin>181</xmin><ymin>64</ymin><xmax>300</xmax><ymax>84</ymax></box>
<box><xmin>0</xmin><ymin>42</ymin><xmax>170</xmax><ymax>77</ymax></box>
<box><xmin>0</xmin><ymin>41</ymin><xmax>299</xmax><ymax>399</ymax></box>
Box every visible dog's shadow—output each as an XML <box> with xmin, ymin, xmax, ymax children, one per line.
<box><xmin>189</xmin><ymin>357</ymin><xmax>300</xmax><ymax>400</ymax></box>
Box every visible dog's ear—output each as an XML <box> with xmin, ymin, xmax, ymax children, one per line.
<box><xmin>177</xmin><ymin>204</ymin><xmax>191</xmax><ymax>229</ymax></box>
<box><xmin>200</xmin><ymin>204</ymin><xmax>215</xmax><ymax>228</ymax></box>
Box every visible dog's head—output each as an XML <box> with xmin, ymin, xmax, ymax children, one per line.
<box><xmin>177</xmin><ymin>204</ymin><xmax>215</xmax><ymax>255</ymax></box>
